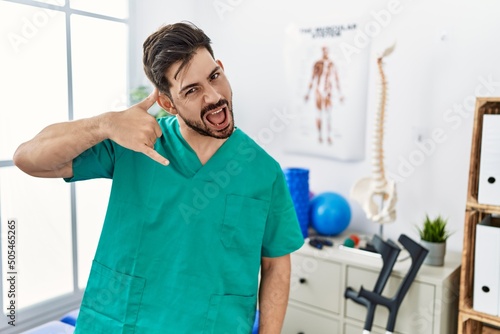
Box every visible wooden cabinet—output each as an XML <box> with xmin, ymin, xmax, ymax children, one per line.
<box><xmin>283</xmin><ymin>235</ymin><xmax>461</xmax><ymax>334</ymax></box>
<box><xmin>459</xmin><ymin>97</ymin><xmax>500</xmax><ymax>333</ymax></box>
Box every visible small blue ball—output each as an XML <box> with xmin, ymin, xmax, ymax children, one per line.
<box><xmin>310</xmin><ymin>192</ymin><xmax>351</xmax><ymax>236</ymax></box>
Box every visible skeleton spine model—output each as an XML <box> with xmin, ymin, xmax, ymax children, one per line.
<box><xmin>351</xmin><ymin>44</ymin><xmax>397</xmax><ymax>225</ymax></box>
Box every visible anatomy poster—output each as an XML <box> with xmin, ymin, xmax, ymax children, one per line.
<box><xmin>284</xmin><ymin>22</ymin><xmax>370</xmax><ymax>161</ymax></box>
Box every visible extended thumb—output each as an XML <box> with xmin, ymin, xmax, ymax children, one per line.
<box><xmin>139</xmin><ymin>88</ymin><xmax>159</xmax><ymax>110</ymax></box>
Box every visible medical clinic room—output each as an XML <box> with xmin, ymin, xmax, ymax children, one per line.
<box><xmin>2</xmin><ymin>0</ymin><xmax>500</xmax><ymax>333</ymax></box>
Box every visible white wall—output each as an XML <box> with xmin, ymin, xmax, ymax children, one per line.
<box><xmin>128</xmin><ymin>0</ymin><xmax>197</xmax><ymax>88</ymax></box>
<box><xmin>131</xmin><ymin>0</ymin><xmax>500</xmax><ymax>252</ymax></box>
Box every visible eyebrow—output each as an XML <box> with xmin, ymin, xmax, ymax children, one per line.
<box><xmin>178</xmin><ymin>66</ymin><xmax>221</xmax><ymax>95</ymax></box>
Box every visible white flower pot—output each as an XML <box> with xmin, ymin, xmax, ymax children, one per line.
<box><xmin>420</xmin><ymin>240</ymin><xmax>446</xmax><ymax>266</ymax></box>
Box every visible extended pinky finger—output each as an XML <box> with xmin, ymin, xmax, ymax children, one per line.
<box><xmin>142</xmin><ymin>146</ymin><xmax>169</xmax><ymax>166</ymax></box>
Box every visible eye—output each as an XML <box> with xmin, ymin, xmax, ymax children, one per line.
<box><xmin>185</xmin><ymin>87</ymin><xmax>197</xmax><ymax>96</ymax></box>
<box><xmin>210</xmin><ymin>72</ymin><xmax>220</xmax><ymax>81</ymax></box>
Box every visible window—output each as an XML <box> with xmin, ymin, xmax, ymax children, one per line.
<box><xmin>0</xmin><ymin>0</ymin><xmax>128</xmax><ymax>332</ymax></box>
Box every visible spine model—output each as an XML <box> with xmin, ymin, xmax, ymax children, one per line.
<box><xmin>351</xmin><ymin>44</ymin><xmax>397</xmax><ymax>224</ymax></box>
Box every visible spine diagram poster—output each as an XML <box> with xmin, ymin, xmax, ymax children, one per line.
<box><xmin>284</xmin><ymin>22</ymin><xmax>370</xmax><ymax>161</ymax></box>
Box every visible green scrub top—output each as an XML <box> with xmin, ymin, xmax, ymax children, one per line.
<box><xmin>66</xmin><ymin>116</ymin><xmax>304</xmax><ymax>333</ymax></box>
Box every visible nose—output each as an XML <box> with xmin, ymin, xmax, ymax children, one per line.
<box><xmin>204</xmin><ymin>84</ymin><xmax>221</xmax><ymax>105</ymax></box>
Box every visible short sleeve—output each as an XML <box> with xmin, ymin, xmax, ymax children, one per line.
<box><xmin>64</xmin><ymin>140</ymin><xmax>116</xmax><ymax>182</ymax></box>
<box><xmin>261</xmin><ymin>170</ymin><xmax>304</xmax><ymax>258</ymax></box>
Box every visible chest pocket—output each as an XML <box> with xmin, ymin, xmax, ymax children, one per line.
<box><xmin>220</xmin><ymin>194</ymin><xmax>269</xmax><ymax>252</ymax></box>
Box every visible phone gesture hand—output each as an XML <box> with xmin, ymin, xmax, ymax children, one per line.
<box><xmin>108</xmin><ymin>88</ymin><xmax>169</xmax><ymax>166</ymax></box>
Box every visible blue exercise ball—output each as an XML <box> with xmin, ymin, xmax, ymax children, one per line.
<box><xmin>310</xmin><ymin>192</ymin><xmax>351</xmax><ymax>236</ymax></box>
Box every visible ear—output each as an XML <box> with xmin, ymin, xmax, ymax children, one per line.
<box><xmin>216</xmin><ymin>59</ymin><xmax>224</xmax><ymax>71</ymax></box>
<box><xmin>157</xmin><ymin>92</ymin><xmax>177</xmax><ymax>115</ymax></box>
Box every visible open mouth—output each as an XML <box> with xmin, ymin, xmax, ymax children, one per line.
<box><xmin>204</xmin><ymin>106</ymin><xmax>230</xmax><ymax>130</ymax></box>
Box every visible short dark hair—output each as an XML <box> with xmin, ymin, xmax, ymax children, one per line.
<box><xmin>143</xmin><ymin>22</ymin><xmax>214</xmax><ymax>98</ymax></box>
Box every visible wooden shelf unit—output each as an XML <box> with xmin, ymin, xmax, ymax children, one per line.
<box><xmin>459</xmin><ymin>97</ymin><xmax>500</xmax><ymax>333</ymax></box>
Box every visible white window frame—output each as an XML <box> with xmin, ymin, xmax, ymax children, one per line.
<box><xmin>0</xmin><ymin>0</ymin><xmax>129</xmax><ymax>332</ymax></box>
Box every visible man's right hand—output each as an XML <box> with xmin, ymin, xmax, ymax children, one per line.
<box><xmin>105</xmin><ymin>88</ymin><xmax>169</xmax><ymax>166</ymax></box>
<box><xmin>14</xmin><ymin>88</ymin><xmax>169</xmax><ymax>179</ymax></box>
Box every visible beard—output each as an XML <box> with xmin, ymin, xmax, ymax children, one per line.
<box><xmin>177</xmin><ymin>98</ymin><xmax>235</xmax><ymax>139</ymax></box>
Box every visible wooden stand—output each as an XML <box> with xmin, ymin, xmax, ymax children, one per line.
<box><xmin>459</xmin><ymin>97</ymin><xmax>500</xmax><ymax>333</ymax></box>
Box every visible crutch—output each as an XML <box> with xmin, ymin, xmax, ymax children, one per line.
<box><xmin>345</xmin><ymin>234</ymin><xmax>401</xmax><ymax>333</ymax></box>
<box><xmin>346</xmin><ymin>234</ymin><xmax>428</xmax><ymax>334</ymax></box>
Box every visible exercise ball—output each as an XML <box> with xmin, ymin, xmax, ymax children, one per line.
<box><xmin>310</xmin><ymin>192</ymin><xmax>351</xmax><ymax>236</ymax></box>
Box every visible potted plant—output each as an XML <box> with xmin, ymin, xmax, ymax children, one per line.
<box><xmin>416</xmin><ymin>214</ymin><xmax>453</xmax><ymax>266</ymax></box>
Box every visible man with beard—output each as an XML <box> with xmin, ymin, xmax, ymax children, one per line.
<box><xmin>13</xmin><ymin>22</ymin><xmax>304</xmax><ymax>333</ymax></box>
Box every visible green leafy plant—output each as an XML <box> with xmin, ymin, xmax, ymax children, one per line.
<box><xmin>416</xmin><ymin>215</ymin><xmax>453</xmax><ymax>243</ymax></box>
<box><xmin>130</xmin><ymin>85</ymin><xmax>171</xmax><ymax>119</ymax></box>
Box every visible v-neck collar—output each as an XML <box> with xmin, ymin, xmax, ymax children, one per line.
<box><xmin>171</xmin><ymin>119</ymin><xmax>242</xmax><ymax>178</ymax></box>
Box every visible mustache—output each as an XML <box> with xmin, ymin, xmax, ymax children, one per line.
<box><xmin>201</xmin><ymin>99</ymin><xmax>229</xmax><ymax>117</ymax></box>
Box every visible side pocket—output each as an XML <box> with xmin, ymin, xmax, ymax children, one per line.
<box><xmin>204</xmin><ymin>294</ymin><xmax>257</xmax><ymax>334</ymax></box>
<box><xmin>75</xmin><ymin>261</ymin><xmax>145</xmax><ymax>334</ymax></box>
<box><xmin>220</xmin><ymin>194</ymin><xmax>269</xmax><ymax>250</ymax></box>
